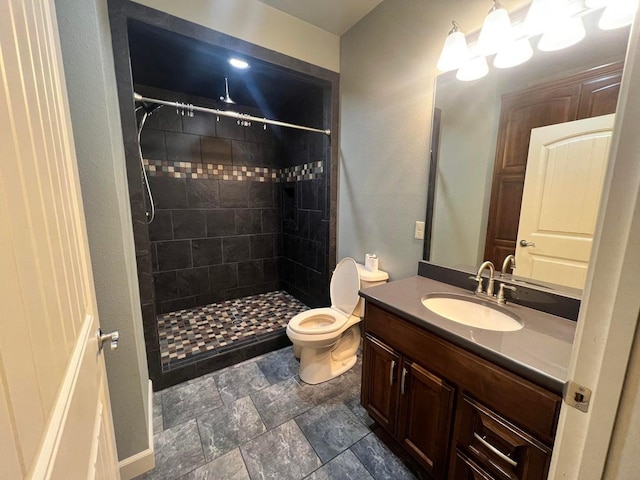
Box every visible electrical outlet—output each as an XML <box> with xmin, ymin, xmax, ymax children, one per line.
<box><xmin>414</xmin><ymin>221</ymin><xmax>425</xmax><ymax>240</ymax></box>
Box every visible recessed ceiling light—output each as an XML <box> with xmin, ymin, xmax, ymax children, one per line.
<box><xmin>229</xmin><ymin>57</ymin><xmax>250</xmax><ymax>69</ymax></box>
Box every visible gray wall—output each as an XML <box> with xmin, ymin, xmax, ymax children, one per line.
<box><xmin>55</xmin><ymin>0</ymin><xmax>150</xmax><ymax>461</ymax></box>
<box><xmin>338</xmin><ymin>0</ymin><xmax>529</xmax><ymax>280</ymax></box>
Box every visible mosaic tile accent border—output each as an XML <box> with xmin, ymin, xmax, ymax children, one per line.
<box><xmin>157</xmin><ymin>290</ymin><xmax>308</xmax><ymax>370</ymax></box>
<box><xmin>281</xmin><ymin>161</ymin><xmax>324</xmax><ymax>182</ymax></box>
<box><xmin>144</xmin><ymin>159</ymin><xmax>323</xmax><ymax>182</ymax></box>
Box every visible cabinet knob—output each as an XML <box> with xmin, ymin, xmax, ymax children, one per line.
<box><xmin>401</xmin><ymin>367</ymin><xmax>408</xmax><ymax>395</ymax></box>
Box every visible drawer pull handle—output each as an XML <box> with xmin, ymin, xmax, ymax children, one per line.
<box><xmin>401</xmin><ymin>367</ymin><xmax>408</xmax><ymax>395</ymax></box>
<box><xmin>473</xmin><ymin>433</ymin><xmax>518</xmax><ymax>468</ymax></box>
<box><xmin>389</xmin><ymin>360</ymin><xmax>396</xmax><ymax>385</ymax></box>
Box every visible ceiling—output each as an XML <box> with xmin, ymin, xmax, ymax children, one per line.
<box><xmin>256</xmin><ymin>0</ymin><xmax>384</xmax><ymax>35</ymax></box>
<box><xmin>128</xmin><ymin>21</ymin><xmax>326</xmax><ymax>121</ymax></box>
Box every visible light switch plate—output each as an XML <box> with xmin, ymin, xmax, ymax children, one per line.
<box><xmin>414</xmin><ymin>221</ymin><xmax>425</xmax><ymax>240</ymax></box>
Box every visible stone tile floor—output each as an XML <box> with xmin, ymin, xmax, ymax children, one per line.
<box><xmin>138</xmin><ymin>346</ymin><xmax>418</xmax><ymax>480</ymax></box>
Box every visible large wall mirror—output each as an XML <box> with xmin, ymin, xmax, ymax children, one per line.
<box><xmin>424</xmin><ymin>10</ymin><xmax>630</xmax><ymax>295</ymax></box>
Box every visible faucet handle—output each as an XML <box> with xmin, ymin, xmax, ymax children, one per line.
<box><xmin>469</xmin><ymin>275</ymin><xmax>483</xmax><ymax>294</ymax></box>
<box><xmin>496</xmin><ymin>283</ymin><xmax>517</xmax><ymax>304</ymax></box>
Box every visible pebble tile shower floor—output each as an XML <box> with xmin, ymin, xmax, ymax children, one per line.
<box><xmin>139</xmin><ymin>347</ymin><xmax>419</xmax><ymax>480</ymax></box>
<box><xmin>158</xmin><ymin>291</ymin><xmax>309</xmax><ymax>370</ymax></box>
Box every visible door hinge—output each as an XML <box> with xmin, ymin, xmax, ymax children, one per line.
<box><xmin>563</xmin><ymin>380</ymin><xmax>592</xmax><ymax>412</ymax></box>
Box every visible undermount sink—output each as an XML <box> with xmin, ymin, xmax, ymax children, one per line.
<box><xmin>421</xmin><ymin>293</ymin><xmax>523</xmax><ymax>332</ymax></box>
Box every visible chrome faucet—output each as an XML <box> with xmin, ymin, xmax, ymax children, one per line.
<box><xmin>500</xmin><ymin>255</ymin><xmax>516</xmax><ymax>278</ymax></box>
<box><xmin>472</xmin><ymin>261</ymin><xmax>495</xmax><ymax>297</ymax></box>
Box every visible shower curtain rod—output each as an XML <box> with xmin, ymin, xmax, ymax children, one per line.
<box><xmin>133</xmin><ymin>92</ymin><xmax>331</xmax><ymax>136</ymax></box>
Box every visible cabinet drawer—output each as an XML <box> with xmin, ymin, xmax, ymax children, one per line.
<box><xmin>454</xmin><ymin>396</ymin><xmax>551</xmax><ymax>480</ymax></box>
<box><xmin>451</xmin><ymin>449</ymin><xmax>496</xmax><ymax>480</ymax></box>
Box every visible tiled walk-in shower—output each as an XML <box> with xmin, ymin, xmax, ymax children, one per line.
<box><xmin>158</xmin><ymin>290</ymin><xmax>308</xmax><ymax>370</ymax></box>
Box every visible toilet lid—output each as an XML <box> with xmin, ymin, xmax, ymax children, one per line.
<box><xmin>330</xmin><ymin>257</ymin><xmax>361</xmax><ymax>317</ymax></box>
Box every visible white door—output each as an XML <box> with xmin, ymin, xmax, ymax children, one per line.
<box><xmin>515</xmin><ymin>114</ymin><xmax>615</xmax><ymax>289</ymax></box>
<box><xmin>0</xmin><ymin>0</ymin><xmax>120</xmax><ymax>479</ymax></box>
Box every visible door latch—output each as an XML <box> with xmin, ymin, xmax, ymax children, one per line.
<box><xmin>97</xmin><ymin>328</ymin><xmax>120</xmax><ymax>353</ymax></box>
<box><xmin>563</xmin><ymin>380</ymin><xmax>592</xmax><ymax>412</ymax></box>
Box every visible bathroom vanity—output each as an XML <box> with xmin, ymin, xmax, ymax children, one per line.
<box><xmin>359</xmin><ymin>276</ymin><xmax>576</xmax><ymax>480</ymax></box>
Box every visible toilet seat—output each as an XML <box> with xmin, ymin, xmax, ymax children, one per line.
<box><xmin>287</xmin><ymin>307</ymin><xmax>348</xmax><ymax>335</ymax></box>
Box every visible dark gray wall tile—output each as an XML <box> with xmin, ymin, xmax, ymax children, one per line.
<box><xmin>149</xmin><ymin>177</ymin><xmax>188</xmax><ymax>209</ymax></box>
<box><xmin>250</xmin><ymin>234</ymin><xmax>275</xmax><ymax>260</ymax></box>
<box><xmin>219</xmin><ymin>181</ymin><xmax>248</xmax><ymax>207</ymax></box>
<box><xmin>223</xmin><ymin>236</ymin><xmax>251</xmax><ymax>263</ymax></box>
<box><xmin>140</xmin><ymin>128</ymin><xmax>166</xmax><ymax>160</ymax></box>
<box><xmin>148</xmin><ymin>210</ymin><xmax>173</xmax><ymax>241</ymax></box>
<box><xmin>201</xmin><ymin>137</ymin><xmax>232</xmax><ymax>164</ymax></box>
<box><xmin>248</xmin><ymin>182</ymin><xmax>274</xmax><ymax>207</ymax></box>
<box><xmin>192</xmin><ymin>238</ymin><xmax>223</xmax><ymax>267</ymax></box>
<box><xmin>154</xmin><ymin>271</ymin><xmax>179</xmax><ymax>301</ymax></box>
<box><xmin>232</xmin><ymin>141</ymin><xmax>261</xmax><ymax>166</ymax></box>
<box><xmin>166</xmin><ymin>131</ymin><xmax>201</xmax><ymax>162</ymax></box>
<box><xmin>182</xmin><ymin>113</ymin><xmax>216</xmax><ymax>137</ymax></box>
<box><xmin>235</xmin><ymin>209</ymin><xmax>261</xmax><ymax>235</ymax></box>
<box><xmin>177</xmin><ymin>267</ymin><xmax>210</xmax><ymax>297</ymax></box>
<box><xmin>216</xmin><ymin>116</ymin><xmax>245</xmax><ymax>141</ymax></box>
<box><xmin>261</xmin><ymin>208</ymin><xmax>279</xmax><ymax>234</ymax></box>
<box><xmin>159</xmin><ymin>296</ymin><xmax>197</xmax><ymax>314</ymax></box>
<box><xmin>238</xmin><ymin>261</ymin><xmax>264</xmax><ymax>287</ymax></box>
<box><xmin>206</xmin><ymin>210</ymin><xmax>236</xmax><ymax>237</ymax></box>
<box><xmin>187</xmin><ymin>179</ymin><xmax>220</xmax><ymax>208</ymax></box>
<box><xmin>143</xmin><ymin>106</ymin><xmax>182</xmax><ymax>132</ymax></box>
<box><xmin>263</xmin><ymin>258</ymin><xmax>279</xmax><ymax>283</ymax></box>
<box><xmin>156</xmin><ymin>240</ymin><xmax>192</xmax><ymax>270</ymax></box>
<box><xmin>209</xmin><ymin>263</ymin><xmax>238</xmax><ymax>291</ymax></box>
<box><xmin>172</xmin><ymin>210</ymin><xmax>206</xmax><ymax>239</ymax></box>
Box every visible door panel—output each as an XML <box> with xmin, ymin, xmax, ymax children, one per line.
<box><xmin>0</xmin><ymin>0</ymin><xmax>120</xmax><ymax>477</ymax></box>
<box><xmin>515</xmin><ymin>114</ymin><xmax>615</xmax><ymax>289</ymax></box>
<box><xmin>397</xmin><ymin>361</ymin><xmax>454</xmax><ymax>478</ymax></box>
<box><xmin>362</xmin><ymin>334</ymin><xmax>400</xmax><ymax>433</ymax></box>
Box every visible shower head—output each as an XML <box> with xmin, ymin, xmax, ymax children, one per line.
<box><xmin>220</xmin><ymin>77</ymin><xmax>236</xmax><ymax>104</ymax></box>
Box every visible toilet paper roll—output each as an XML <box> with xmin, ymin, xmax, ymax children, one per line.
<box><xmin>365</xmin><ymin>254</ymin><xmax>379</xmax><ymax>272</ymax></box>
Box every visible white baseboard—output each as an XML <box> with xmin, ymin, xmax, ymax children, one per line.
<box><xmin>118</xmin><ymin>380</ymin><xmax>155</xmax><ymax>479</ymax></box>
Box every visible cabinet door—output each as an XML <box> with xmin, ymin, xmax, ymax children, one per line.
<box><xmin>453</xmin><ymin>396</ymin><xmax>551</xmax><ymax>480</ymax></box>
<box><xmin>361</xmin><ymin>334</ymin><xmax>400</xmax><ymax>433</ymax></box>
<box><xmin>397</xmin><ymin>360</ymin><xmax>455</xmax><ymax>479</ymax></box>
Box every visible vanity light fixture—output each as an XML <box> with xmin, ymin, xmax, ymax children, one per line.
<box><xmin>228</xmin><ymin>57</ymin><xmax>250</xmax><ymax>69</ymax></box>
<box><xmin>442</xmin><ymin>0</ymin><xmax>634</xmax><ymax>81</ymax></box>
<box><xmin>437</xmin><ymin>21</ymin><xmax>470</xmax><ymax>72</ymax></box>
<box><xmin>477</xmin><ymin>0</ymin><xmax>514</xmax><ymax>56</ymax></box>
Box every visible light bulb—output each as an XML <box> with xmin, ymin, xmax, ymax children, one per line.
<box><xmin>437</xmin><ymin>21</ymin><xmax>470</xmax><ymax>72</ymax></box>
<box><xmin>478</xmin><ymin>2</ymin><xmax>514</xmax><ymax>56</ymax></box>
<box><xmin>494</xmin><ymin>38</ymin><xmax>533</xmax><ymax>69</ymax></box>
<box><xmin>598</xmin><ymin>0</ymin><xmax>638</xmax><ymax>30</ymax></box>
<box><xmin>456</xmin><ymin>56</ymin><xmax>489</xmax><ymax>82</ymax></box>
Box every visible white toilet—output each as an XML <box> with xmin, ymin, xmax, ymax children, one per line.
<box><xmin>286</xmin><ymin>257</ymin><xmax>389</xmax><ymax>384</ymax></box>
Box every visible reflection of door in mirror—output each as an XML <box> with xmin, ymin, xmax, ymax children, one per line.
<box><xmin>483</xmin><ymin>63</ymin><xmax>623</xmax><ymax>269</ymax></box>
<box><xmin>516</xmin><ymin>114</ymin><xmax>614</xmax><ymax>290</ymax></box>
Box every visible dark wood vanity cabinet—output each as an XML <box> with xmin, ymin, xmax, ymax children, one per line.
<box><xmin>362</xmin><ymin>333</ymin><xmax>455</xmax><ymax>478</ymax></box>
<box><xmin>361</xmin><ymin>303</ymin><xmax>562</xmax><ymax>480</ymax></box>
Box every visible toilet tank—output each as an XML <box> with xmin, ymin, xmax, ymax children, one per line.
<box><xmin>354</xmin><ymin>263</ymin><xmax>389</xmax><ymax>317</ymax></box>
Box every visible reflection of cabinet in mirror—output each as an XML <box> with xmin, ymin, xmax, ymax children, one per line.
<box><xmin>483</xmin><ymin>62</ymin><xmax>623</xmax><ymax>268</ymax></box>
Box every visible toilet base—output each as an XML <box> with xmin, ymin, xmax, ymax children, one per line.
<box><xmin>297</xmin><ymin>324</ymin><xmax>360</xmax><ymax>384</ymax></box>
